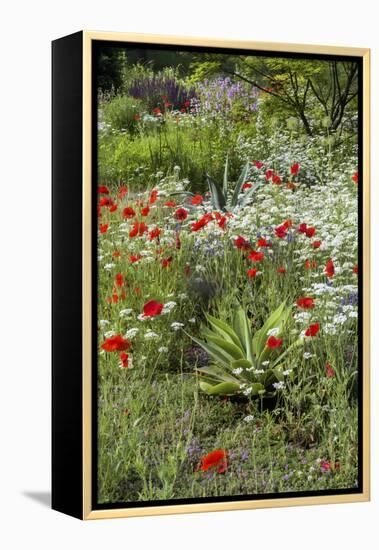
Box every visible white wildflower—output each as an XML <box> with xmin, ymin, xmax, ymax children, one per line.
<box><xmin>144</xmin><ymin>331</ymin><xmax>160</xmax><ymax>340</ymax></box>
<box><xmin>124</xmin><ymin>328</ymin><xmax>139</xmax><ymax>339</ymax></box>
<box><xmin>119</xmin><ymin>308</ymin><xmax>133</xmax><ymax>318</ymax></box>
<box><xmin>171</xmin><ymin>322</ymin><xmax>184</xmax><ymax>331</ymax></box>
<box><xmin>233</xmin><ymin>367</ymin><xmax>243</xmax><ymax>375</ymax></box>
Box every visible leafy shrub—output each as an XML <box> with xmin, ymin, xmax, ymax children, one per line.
<box><xmin>102</xmin><ymin>95</ymin><xmax>144</xmax><ymax>134</ymax></box>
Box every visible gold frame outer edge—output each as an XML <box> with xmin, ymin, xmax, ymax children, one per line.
<box><xmin>82</xmin><ymin>31</ymin><xmax>370</xmax><ymax>520</ymax></box>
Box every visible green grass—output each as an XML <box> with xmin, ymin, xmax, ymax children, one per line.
<box><xmin>98</xmin><ymin>368</ymin><xmax>358</xmax><ymax>503</ymax></box>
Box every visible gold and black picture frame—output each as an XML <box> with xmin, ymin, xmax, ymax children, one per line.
<box><xmin>52</xmin><ymin>31</ymin><xmax>370</xmax><ymax>520</ymax></box>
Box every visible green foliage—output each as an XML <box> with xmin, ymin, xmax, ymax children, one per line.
<box><xmin>204</xmin><ymin>159</ymin><xmax>262</xmax><ymax>211</ymax></box>
<box><xmin>102</xmin><ymin>95</ymin><xmax>144</xmax><ymax>134</ymax></box>
<box><xmin>189</xmin><ymin>303</ymin><xmax>302</xmax><ymax>397</ymax></box>
<box><xmin>97</xmin><ymin>47</ymin><xmax>126</xmax><ymax>93</ymax></box>
<box><xmin>186</xmin><ymin>61</ymin><xmax>222</xmax><ymax>84</ymax></box>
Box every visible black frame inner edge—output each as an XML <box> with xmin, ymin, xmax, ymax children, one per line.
<box><xmin>91</xmin><ymin>40</ymin><xmax>364</xmax><ymax>510</ymax></box>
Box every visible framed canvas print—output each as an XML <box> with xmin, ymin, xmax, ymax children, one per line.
<box><xmin>52</xmin><ymin>31</ymin><xmax>370</xmax><ymax>520</ymax></box>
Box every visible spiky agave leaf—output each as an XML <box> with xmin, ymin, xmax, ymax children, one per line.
<box><xmin>230</xmin><ymin>161</ymin><xmax>251</xmax><ymax>207</ymax></box>
<box><xmin>223</xmin><ymin>155</ymin><xmax>229</xmax><ymax>196</ymax></box>
<box><xmin>206</xmin><ymin>174</ymin><xmax>227</xmax><ymax>211</ymax></box>
<box><xmin>232</xmin><ymin>306</ymin><xmax>253</xmax><ymax>363</ymax></box>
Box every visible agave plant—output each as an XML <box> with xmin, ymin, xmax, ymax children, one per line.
<box><xmin>206</xmin><ymin>158</ymin><xmax>261</xmax><ymax>212</ymax></box>
<box><xmin>172</xmin><ymin>158</ymin><xmax>262</xmax><ymax>212</ymax></box>
<box><xmin>188</xmin><ymin>302</ymin><xmax>303</xmax><ymax>397</ymax></box>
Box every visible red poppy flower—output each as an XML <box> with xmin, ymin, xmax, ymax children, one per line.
<box><xmin>143</xmin><ymin>300</ymin><xmax>164</xmax><ymax>317</ymax></box>
<box><xmin>275</xmin><ymin>225</ymin><xmax>287</xmax><ymax>239</ymax></box>
<box><xmin>191</xmin><ymin>194</ymin><xmax>203</xmax><ymax>205</ymax></box>
<box><xmin>325</xmin><ymin>259</ymin><xmax>335</xmax><ymax>278</ymax></box>
<box><xmin>109</xmin><ymin>204</ymin><xmax>118</xmax><ymax>213</ymax></box>
<box><xmin>217</xmin><ymin>215</ymin><xmax>227</xmax><ymax>230</ymax></box>
<box><xmin>198</xmin><ymin>449</ymin><xmax>228</xmax><ymax>474</ymax></box>
<box><xmin>122</xmin><ymin>207</ymin><xmax>136</xmax><ymax>219</ymax></box>
<box><xmin>247</xmin><ymin>268</ymin><xmax>258</xmax><ymax>278</ymax></box>
<box><xmin>320</xmin><ymin>460</ymin><xmax>331</xmax><ymax>472</ymax></box>
<box><xmin>148</xmin><ymin>227</ymin><xmax>161</xmax><ymax>241</ymax></box>
<box><xmin>234</xmin><ymin>236</ymin><xmax>250</xmax><ymax>250</ymax></box>
<box><xmin>277</xmin><ymin>266</ymin><xmax>286</xmax><ymax>274</ymax></box>
<box><xmin>254</xmin><ymin>161</ymin><xmax>264</xmax><ymax>169</ymax></box>
<box><xmin>98</xmin><ymin>185</ymin><xmax>110</xmax><ymax>194</ymax></box>
<box><xmin>248</xmin><ymin>250</ymin><xmax>264</xmax><ymax>262</ymax></box>
<box><xmin>141</xmin><ymin>206</ymin><xmax>150</xmax><ymax>216</ymax></box>
<box><xmin>129</xmin><ymin>222</ymin><xmax>148</xmax><ymax>238</ymax></box>
<box><xmin>118</xmin><ymin>185</ymin><xmax>128</xmax><ymax>199</ymax></box>
<box><xmin>353</xmin><ymin>265</ymin><xmax>358</xmax><ymax>274</ymax></box>
<box><xmin>184</xmin><ymin>100</ymin><xmax>191</xmax><ymax>107</ymax></box>
<box><xmin>325</xmin><ymin>362</ymin><xmax>335</xmax><ymax>378</ymax></box>
<box><xmin>101</xmin><ymin>335</ymin><xmax>131</xmax><ymax>352</ymax></box>
<box><xmin>174</xmin><ymin>208</ymin><xmax>188</xmax><ymax>221</ymax></box>
<box><xmin>161</xmin><ymin>256</ymin><xmax>173</xmax><ymax>268</ymax></box>
<box><xmin>152</xmin><ymin>107</ymin><xmax>161</xmax><ymax>115</ymax></box>
<box><xmin>291</xmin><ymin>163</ymin><xmax>300</xmax><ymax>175</ymax></box>
<box><xmin>191</xmin><ymin>214</ymin><xmax>212</xmax><ymax>232</ymax></box>
<box><xmin>305</xmin><ymin>259</ymin><xmax>317</xmax><ymax>269</ymax></box>
<box><xmin>286</xmin><ymin>182</ymin><xmax>296</xmax><ymax>190</ymax></box>
<box><xmin>112</xmin><ymin>250</ymin><xmax>121</xmax><ymax>258</ymax></box>
<box><xmin>115</xmin><ymin>273</ymin><xmax>124</xmax><ymax>287</ymax></box>
<box><xmin>266</xmin><ymin>335</ymin><xmax>283</xmax><ymax>349</ymax></box>
<box><xmin>99</xmin><ymin>197</ymin><xmax>113</xmax><ymax>207</ymax></box>
<box><xmin>306</xmin><ymin>226</ymin><xmax>316</xmax><ymax>238</ymax></box>
<box><xmin>149</xmin><ymin>190</ymin><xmax>158</xmax><ymax>204</ymax></box>
<box><xmin>352</xmin><ymin>171</ymin><xmax>358</xmax><ymax>184</ymax></box>
<box><xmin>305</xmin><ymin>323</ymin><xmax>320</xmax><ymax>337</ymax></box>
<box><xmin>99</xmin><ymin>223</ymin><xmax>109</xmax><ymax>234</ymax></box>
<box><xmin>283</xmin><ymin>219</ymin><xmax>293</xmax><ymax>229</ymax></box>
<box><xmin>297</xmin><ymin>297</ymin><xmax>315</xmax><ymax>309</ymax></box>
<box><xmin>257</xmin><ymin>238</ymin><xmax>271</xmax><ymax>248</ymax></box>
<box><xmin>129</xmin><ymin>254</ymin><xmax>141</xmax><ymax>264</ymax></box>
<box><xmin>120</xmin><ymin>352</ymin><xmax>129</xmax><ymax>368</ymax></box>
<box><xmin>242</xmin><ymin>182</ymin><xmax>253</xmax><ymax>190</ymax></box>
<box><xmin>265</xmin><ymin>169</ymin><xmax>274</xmax><ymax>180</ymax></box>
<box><xmin>298</xmin><ymin>223</ymin><xmax>307</xmax><ymax>234</ymax></box>
<box><xmin>272</xmin><ymin>174</ymin><xmax>282</xmax><ymax>185</ymax></box>
<box><xmin>106</xmin><ymin>293</ymin><xmax>119</xmax><ymax>304</ymax></box>
<box><xmin>312</xmin><ymin>241</ymin><xmax>322</xmax><ymax>249</ymax></box>
<box><xmin>163</xmin><ymin>200</ymin><xmax>176</xmax><ymax>207</ymax></box>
